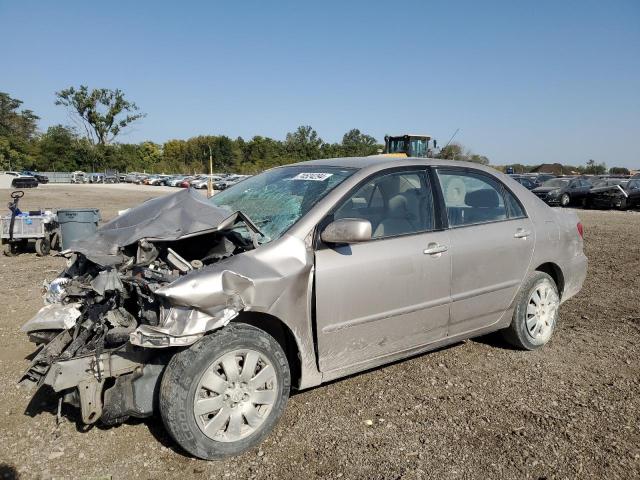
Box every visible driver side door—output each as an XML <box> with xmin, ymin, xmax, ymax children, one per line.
<box><xmin>314</xmin><ymin>168</ymin><xmax>452</xmax><ymax>375</ymax></box>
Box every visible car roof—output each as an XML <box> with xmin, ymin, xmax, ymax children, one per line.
<box><xmin>289</xmin><ymin>156</ymin><xmax>500</xmax><ymax>173</ymax></box>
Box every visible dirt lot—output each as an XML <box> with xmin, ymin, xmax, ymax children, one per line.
<box><xmin>0</xmin><ymin>185</ymin><xmax>638</xmax><ymax>480</ymax></box>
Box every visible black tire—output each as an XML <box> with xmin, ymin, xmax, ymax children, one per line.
<box><xmin>159</xmin><ymin>323</ymin><xmax>291</xmax><ymax>460</ymax></box>
<box><xmin>50</xmin><ymin>232</ymin><xmax>61</xmax><ymax>251</ymax></box>
<box><xmin>3</xmin><ymin>242</ymin><xmax>19</xmax><ymax>256</ymax></box>
<box><xmin>35</xmin><ymin>237</ymin><xmax>51</xmax><ymax>256</ymax></box>
<box><xmin>502</xmin><ymin>271</ymin><xmax>559</xmax><ymax>350</ymax></box>
<box><xmin>560</xmin><ymin>193</ymin><xmax>571</xmax><ymax>207</ymax></box>
<box><xmin>617</xmin><ymin>198</ymin><xmax>628</xmax><ymax>210</ymax></box>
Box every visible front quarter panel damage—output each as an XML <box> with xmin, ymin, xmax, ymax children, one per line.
<box><xmin>140</xmin><ymin>234</ymin><xmax>321</xmax><ymax>388</ymax></box>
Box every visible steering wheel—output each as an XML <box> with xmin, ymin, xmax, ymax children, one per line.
<box><xmin>11</xmin><ymin>191</ymin><xmax>24</xmax><ymax>199</ymax></box>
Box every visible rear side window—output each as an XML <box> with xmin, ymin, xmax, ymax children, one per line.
<box><xmin>436</xmin><ymin>170</ymin><xmax>511</xmax><ymax>227</ymax></box>
<box><xmin>504</xmin><ymin>190</ymin><xmax>525</xmax><ymax>218</ymax></box>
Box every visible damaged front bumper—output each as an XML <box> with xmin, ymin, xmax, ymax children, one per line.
<box><xmin>42</xmin><ymin>343</ymin><xmax>166</xmax><ymax>424</ymax></box>
<box><xmin>19</xmin><ymin>188</ymin><xmax>264</xmax><ymax>426</ymax></box>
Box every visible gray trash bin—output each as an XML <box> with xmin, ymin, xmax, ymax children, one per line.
<box><xmin>57</xmin><ymin>208</ymin><xmax>101</xmax><ymax>250</ymax></box>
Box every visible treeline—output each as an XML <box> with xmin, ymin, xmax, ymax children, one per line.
<box><xmin>6</xmin><ymin>88</ymin><xmax>623</xmax><ymax>176</ymax></box>
<box><xmin>1</xmin><ymin>90</ymin><xmax>382</xmax><ymax>174</ymax></box>
<box><xmin>2</xmin><ymin>89</ymin><xmax>493</xmax><ymax>175</ymax></box>
<box><xmin>501</xmin><ymin>159</ymin><xmax>620</xmax><ymax>176</ymax></box>
<box><xmin>5</xmin><ymin>122</ymin><xmax>382</xmax><ymax>174</ymax></box>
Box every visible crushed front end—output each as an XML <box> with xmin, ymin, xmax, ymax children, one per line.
<box><xmin>19</xmin><ymin>189</ymin><xmax>260</xmax><ymax>425</ymax></box>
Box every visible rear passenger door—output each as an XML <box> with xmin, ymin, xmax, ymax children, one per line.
<box><xmin>435</xmin><ymin>168</ymin><xmax>535</xmax><ymax>336</ymax></box>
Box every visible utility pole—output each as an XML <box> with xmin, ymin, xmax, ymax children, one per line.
<box><xmin>206</xmin><ymin>145</ymin><xmax>214</xmax><ymax>198</ymax></box>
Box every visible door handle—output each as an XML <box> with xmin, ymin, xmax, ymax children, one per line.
<box><xmin>514</xmin><ymin>228</ymin><xmax>531</xmax><ymax>239</ymax></box>
<box><xmin>423</xmin><ymin>243</ymin><xmax>448</xmax><ymax>255</ymax></box>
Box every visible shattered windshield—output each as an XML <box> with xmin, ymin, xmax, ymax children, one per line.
<box><xmin>210</xmin><ymin>166</ymin><xmax>355</xmax><ymax>243</ymax></box>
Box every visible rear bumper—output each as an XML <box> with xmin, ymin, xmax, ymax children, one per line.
<box><xmin>561</xmin><ymin>252</ymin><xmax>588</xmax><ymax>303</ymax></box>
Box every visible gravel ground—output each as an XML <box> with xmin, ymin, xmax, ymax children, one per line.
<box><xmin>0</xmin><ymin>185</ymin><xmax>638</xmax><ymax>480</ymax></box>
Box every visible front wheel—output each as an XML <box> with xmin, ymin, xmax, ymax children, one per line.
<box><xmin>560</xmin><ymin>193</ymin><xmax>571</xmax><ymax>207</ymax></box>
<box><xmin>502</xmin><ymin>271</ymin><xmax>560</xmax><ymax>350</ymax></box>
<box><xmin>159</xmin><ymin>324</ymin><xmax>291</xmax><ymax>460</ymax></box>
<box><xmin>3</xmin><ymin>242</ymin><xmax>19</xmax><ymax>256</ymax></box>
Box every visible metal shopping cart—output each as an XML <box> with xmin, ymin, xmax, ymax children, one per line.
<box><xmin>1</xmin><ymin>191</ymin><xmax>60</xmax><ymax>256</ymax></box>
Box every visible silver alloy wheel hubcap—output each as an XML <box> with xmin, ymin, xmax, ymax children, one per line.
<box><xmin>525</xmin><ymin>281</ymin><xmax>559</xmax><ymax>342</ymax></box>
<box><xmin>194</xmin><ymin>349</ymin><xmax>278</xmax><ymax>442</ymax></box>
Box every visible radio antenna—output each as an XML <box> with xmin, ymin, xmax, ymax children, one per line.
<box><xmin>444</xmin><ymin>128</ymin><xmax>460</xmax><ymax>148</ymax></box>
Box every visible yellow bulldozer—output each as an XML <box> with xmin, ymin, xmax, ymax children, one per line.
<box><xmin>381</xmin><ymin>134</ymin><xmax>438</xmax><ymax>158</ymax></box>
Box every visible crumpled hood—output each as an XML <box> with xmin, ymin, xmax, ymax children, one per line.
<box><xmin>65</xmin><ymin>188</ymin><xmax>253</xmax><ymax>266</ymax></box>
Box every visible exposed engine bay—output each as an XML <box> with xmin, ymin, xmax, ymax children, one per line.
<box><xmin>19</xmin><ymin>189</ymin><xmax>263</xmax><ymax>425</ymax></box>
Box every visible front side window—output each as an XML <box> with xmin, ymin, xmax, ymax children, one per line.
<box><xmin>334</xmin><ymin>170</ymin><xmax>434</xmax><ymax>239</ymax></box>
<box><xmin>210</xmin><ymin>166</ymin><xmax>354</xmax><ymax>244</ymax></box>
<box><xmin>436</xmin><ymin>170</ymin><xmax>509</xmax><ymax>227</ymax></box>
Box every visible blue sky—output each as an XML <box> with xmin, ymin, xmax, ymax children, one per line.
<box><xmin>1</xmin><ymin>0</ymin><xmax>639</xmax><ymax>167</ymax></box>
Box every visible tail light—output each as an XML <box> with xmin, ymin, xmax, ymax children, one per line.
<box><xmin>577</xmin><ymin>222</ymin><xmax>584</xmax><ymax>239</ymax></box>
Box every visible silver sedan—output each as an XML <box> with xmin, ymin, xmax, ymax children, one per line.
<box><xmin>21</xmin><ymin>156</ymin><xmax>587</xmax><ymax>460</ymax></box>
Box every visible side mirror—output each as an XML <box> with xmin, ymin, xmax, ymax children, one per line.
<box><xmin>321</xmin><ymin>218</ymin><xmax>372</xmax><ymax>244</ymax></box>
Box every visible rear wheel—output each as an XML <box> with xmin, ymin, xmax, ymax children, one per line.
<box><xmin>502</xmin><ymin>271</ymin><xmax>559</xmax><ymax>350</ymax></box>
<box><xmin>160</xmin><ymin>324</ymin><xmax>290</xmax><ymax>460</ymax></box>
<box><xmin>35</xmin><ymin>237</ymin><xmax>51</xmax><ymax>256</ymax></box>
<box><xmin>617</xmin><ymin>198</ymin><xmax>628</xmax><ymax>210</ymax></box>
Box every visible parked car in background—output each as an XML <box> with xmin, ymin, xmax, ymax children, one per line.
<box><xmin>21</xmin><ymin>170</ymin><xmax>49</xmax><ymax>184</ymax></box>
<box><xmin>124</xmin><ymin>172</ymin><xmax>142</xmax><ymax>183</ymax></box>
<box><xmin>4</xmin><ymin>171</ymin><xmax>38</xmax><ymax>188</ymax></box>
<box><xmin>191</xmin><ymin>175</ymin><xmax>224</xmax><ymax>189</ymax></box>
<box><xmin>533</xmin><ymin>173</ymin><xmax>556</xmax><ymax>184</ymax></box>
<box><xmin>104</xmin><ymin>173</ymin><xmax>118</xmax><ymax>184</ymax></box>
<box><xmin>143</xmin><ymin>175</ymin><xmax>161</xmax><ymax>185</ymax></box>
<box><xmin>167</xmin><ymin>176</ymin><xmax>188</xmax><ymax>187</ymax></box>
<box><xmin>71</xmin><ymin>171</ymin><xmax>86</xmax><ymax>184</ymax></box>
<box><xmin>147</xmin><ymin>175</ymin><xmax>170</xmax><ymax>186</ymax></box>
<box><xmin>213</xmin><ymin>174</ymin><xmax>250</xmax><ymax>190</ymax></box>
<box><xmin>159</xmin><ymin>175</ymin><xmax>178</xmax><ymax>186</ymax></box>
<box><xmin>532</xmin><ymin>177</ymin><xmax>592</xmax><ymax>207</ymax></box>
<box><xmin>21</xmin><ymin>157</ymin><xmax>587</xmax><ymax>459</ymax></box>
<box><xmin>89</xmin><ymin>173</ymin><xmax>105</xmax><ymax>183</ymax></box>
<box><xmin>586</xmin><ymin>178</ymin><xmax>640</xmax><ymax>210</ymax></box>
<box><xmin>509</xmin><ymin>175</ymin><xmax>538</xmax><ymax>190</ymax></box>
<box><xmin>179</xmin><ymin>176</ymin><xmax>196</xmax><ymax>188</ymax></box>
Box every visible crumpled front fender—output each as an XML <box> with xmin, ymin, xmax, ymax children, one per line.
<box><xmin>129</xmin><ymin>269</ymin><xmax>256</xmax><ymax>347</ymax></box>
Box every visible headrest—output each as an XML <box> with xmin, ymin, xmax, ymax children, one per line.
<box><xmin>388</xmin><ymin>194</ymin><xmax>408</xmax><ymax>217</ymax></box>
<box><xmin>465</xmin><ymin>188</ymin><xmax>499</xmax><ymax>208</ymax></box>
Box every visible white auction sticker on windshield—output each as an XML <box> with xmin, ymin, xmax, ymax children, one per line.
<box><xmin>292</xmin><ymin>172</ymin><xmax>334</xmax><ymax>181</ymax></box>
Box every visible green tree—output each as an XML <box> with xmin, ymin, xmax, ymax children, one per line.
<box><xmin>437</xmin><ymin>143</ymin><xmax>465</xmax><ymax>160</ymax></box>
<box><xmin>340</xmin><ymin>128</ymin><xmax>378</xmax><ymax>157</ymax></box>
<box><xmin>584</xmin><ymin>159</ymin><xmax>606</xmax><ymax>175</ymax></box>
<box><xmin>0</xmin><ymin>92</ymin><xmax>39</xmax><ymax>170</ymax></box>
<box><xmin>54</xmin><ymin>86</ymin><xmax>146</xmax><ymax>145</ymax></box>
<box><xmin>609</xmin><ymin>166</ymin><xmax>630</xmax><ymax>175</ymax></box>
<box><xmin>36</xmin><ymin>125</ymin><xmax>84</xmax><ymax>171</ymax></box>
<box><xmin>284</xmin><ymin>125</ymin><xmax>324</xmax><ymax>160</ymax></box>
<box><xmin>437</xmin><ymin>142</ymin><xmax>490</xmax><ymax>165</ymax></box>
